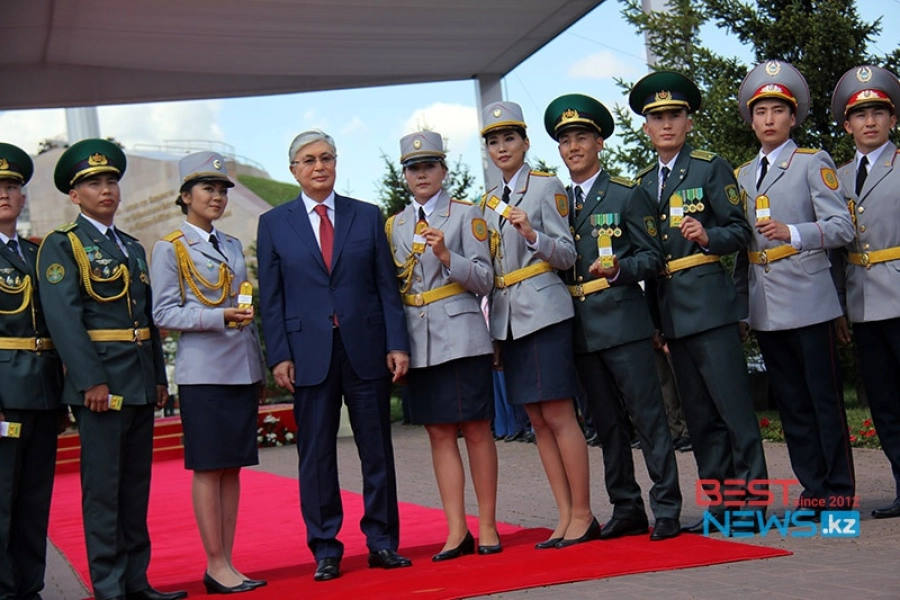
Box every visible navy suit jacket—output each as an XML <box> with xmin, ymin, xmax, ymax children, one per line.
<box><xmin>257</xmin><ymin>194</ymin><xmax>409</xmax><ymax>386</ymax></box>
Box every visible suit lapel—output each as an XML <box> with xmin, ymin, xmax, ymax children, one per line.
<box><xmin>285</xmin><ymin>197</ymin><xmax>327</xmax><ymax>273</ymax></box>
<box><xmin>859</xmin><ymin>142</ymin><xmax>897</xmax><ymax>202</ymax></box>
<box><xmin>660</xmin><ymin>148</ymin><xmax>691</xmax><ymax>213</ymax></box>
<box><xmin>760</xmin><ymin>139</ymin><xmax>796</xmax><ymax>194</ymax></box>
<box><xmin>77</xmin><ymin>215</ymin><xmax>124</xmax><ymax>261</ymax></box>
<box><xmin>575</xmin><ymin>172</ymin><xmax>608</xmax><ymax>231</ymax></box>
<box><xmin>430</xmin><ymin>191</ymin><xmax>452</xmax><ymax>230</ymax></box>
<box><xmin>331</xmin><ymin>194</ymin><xmax>356</xmax><ymax>271</ymax></box>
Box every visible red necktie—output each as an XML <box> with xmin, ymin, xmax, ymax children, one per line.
<box><xmin>314</xmin><ymin>204</ymin><xmax>333</xmax><ymax>271</ymax></box>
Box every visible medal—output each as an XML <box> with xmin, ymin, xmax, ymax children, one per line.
<box><xmin>412</xmin><ymin>218</ymin><xmax>427</xmax><ymax>254</ymax></box>
<box><xmin>597</xmin><ymin>233</ymin><xmax>614</xmax><ymax>268</ymax></box>
<box><xmin>485</xmin><ymin>194</ymin><xmax>513</xmax><ymax>219</ymax></box>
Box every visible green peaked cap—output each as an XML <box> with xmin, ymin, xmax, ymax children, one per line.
<box><xmin>0</xmin><ymin>143</ymin><xmax>34</xmax><ymax>184</ymax></box>
<box><xmin>543</xmin><ymin>94</ymin><xmax>614</xmax><ymax>140</ymax></box>
<box><xmin>54</xmin><ymin>138</ymin><xmax>127</xmax><ymax>193</ymax></box>
<box><xmin>629</xmin><ymin>71</ymin><xmax>702</xmax><ymax>115</ymax></box>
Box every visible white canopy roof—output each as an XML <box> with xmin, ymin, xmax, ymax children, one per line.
<box><xmin>2</xmin><ymin>0</ymin><xmax>603</xmax><ymax>109</ymax></box>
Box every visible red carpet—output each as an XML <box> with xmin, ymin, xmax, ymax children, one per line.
<box><xmin>49</xmin><ymin>460</ymin><xmax>791</xmax><ymax>599</ymax></box>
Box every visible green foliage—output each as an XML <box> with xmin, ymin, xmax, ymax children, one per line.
<box><xmin>531</xmin><ymin>157</ymin><xmax>560</xmax><ymax>175</ymax></box>
<box><xmin>237</xmin><ymin>174</ymin><xmax>301</xmax><ymax>207</ymax></box>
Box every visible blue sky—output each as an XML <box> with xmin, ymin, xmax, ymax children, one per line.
<box><xmin>2</xmin><ymin>1</ymin><xmax>897</xmax><ymax>205</ymax></box>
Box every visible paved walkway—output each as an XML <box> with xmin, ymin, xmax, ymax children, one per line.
<box><xmin>43</xmin><ymin>424</ymin><xmax>899</xmax><ymax>599</ymax></box>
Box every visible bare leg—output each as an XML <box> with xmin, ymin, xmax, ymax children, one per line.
<box><xmin>538</xmin><ymin>399</ymin><xmax>593</xmax><ymax>539</ymax></box>
<box><xmin>219</xmin><ymin>468</ymin><xmax>247</xmax><ymax>579</ymax></box>
<box><xmin>460</xmin><ymin>419</ymin><xmax>499</xmax><ymax>546</ymax></box>
<box><xmin>192</xmin><ymin>470</ymin><xmax>244</xmax><ymax>587</ymax></box>
<box><xmin>425</xmin><ymin>423</ymin><xmax>470</xmax><ymax>552</ymax></box>
<box><xmin>525</xmin><ymin>402</ymin><xmax>571</xmax><ymax>540</ymax></box>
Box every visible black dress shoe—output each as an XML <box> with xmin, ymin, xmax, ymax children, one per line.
<box><xmin>477</xmin><ymin>532</ymin><xmax>502</xmax><ymax>555</ymax></box>
<box><xmin>520</xmin><ymin>431</ymin><xmax>536</xmax><ymax>444</ymax></box>
<box><xmin>673</xmin><ymin>436</ymin><xmax>693</xmax><ymax>452</ymax></box>
<box><xmin>125</xmin><ymin>588</ymin><xmax>188</xmax><ymax>600</ymax></box>
<box><xmin>630</xmin><ymin>438</ymin><xmax>641</xmax><ymax>450</ymax></box>
<box><xmin>368</xmin><ymin>548</ymin><xmax>413</xmax><ymax>569</ymax></box>
<box><xmin>555</xmin><ymin>517</ymin><xmax>602</xmax><ymax>548</ymax></box>
<box><xmin>872</xmin><ymin>497</ymin><xmax>900</xmax><ymax>519</ymax></box>
<box><xmin>599</xmin><ymin>517</ymin><xmax>649</xmax><ymax>540</ymax></box>
<box><xmin>242</xmin><ymin>579</ymin><xmax>267</xmax><ymax>589</ymax></box>
<box><xmin>313</xmin><ymin>557</ymin><xmax>341</xmax><ymax>582</ymax></box>
<box><xmin>432</xmin><ymin>532</ymin><xmax>475</xmax><ymax>562</ymax></box>
<box><xmin>504</xmin><ymin>431</ymin><xmax>524</xmax><ymax>442</ymax></box>
<box><xmin>649</xmin><ymin>517</ymin><xmax>681</xmax><ymax>541</ymax></box>
<box><xmin>203</xmin><ymin>573</ymin><xmax>255</xmax><ymax>595</ymax></box>
<box><xmin>534</xmin><ymin>537</ymin><xmax>562</xmax><ymax>549</ymax></box>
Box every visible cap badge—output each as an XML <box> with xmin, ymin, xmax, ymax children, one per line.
<box><xmin>856</xmin><ymin>66</ymin><xmax>873</xmax><ymax>83</ymax></box>
<box><xmin>413</xmin><ymin>139</ymin><xmax>422</xmax><ymax>150</ymax></box>
<box><xmin>561</xmin><ymin>108</ymin><xmax>579</xmax><ymax>122</ymax></box>
<box><xmin>0</xmin><ymin>158</ymin><xmax>7</xmax><ymax>170</ymax></box>
<box><xmin>858</xmin><ymin>90</ymin><xmax>877</xmax><ymax>100</ymax></box>
<box><xmin>765</xmin><ymin>61</ymin><xmax>781</xmax><ymax>76</ymax></box>
<box><xmin>655</xmin><ymin>90</ymin><xmax>671</xmax><ymax>101</ymax></box>
<box><xmin>88</xmin><ymin>153</ymin><xmax>108</xmax><ymax>166</ymax></box>
<box><xmin>493</xmin><ymin>108</ymin><xmax>502</xmax><ymax>118</ymax></box>
<box><xmin>213</xmin><ymin>159</ymin><xmax>222</xmax><ymax>170</ymax></box>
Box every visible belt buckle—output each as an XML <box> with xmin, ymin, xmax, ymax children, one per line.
<box><xmin>413</xmin><ymin>293</ymin><xmax>425</xmax><ymax>307</ymax></box>
<box><xmin>861</xmin><ymin>252</ymin><xmax>870</xmax><ymax>269</ymax></box>
<box><xmin>496</xmin><ymin>276</ymin><xmax>506</xmax><ymax>289</ymax></box>
<box><xmin>133</xmin><ymin>327</ymin><xmax>143</xmax><ymax>346</ymax></box>
<box><xmin>574</xmin><ymin>284</ymin><xmax>584</xmax><ymax>298</ymax></box>
<box><xmin>758</xmin><ymin>249</ymin><xmax>769</xmax><ymax>265</ymax></box>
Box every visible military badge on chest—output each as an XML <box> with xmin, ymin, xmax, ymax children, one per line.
<box><xmin>85</xmin><ymin>245</ymin><xmax>116</xmax><ymax>278</ymax></box>
<box><xmin>591</xmin><ymin>213</ymin><xmax>621</xmax><ymax>268</ymax></box>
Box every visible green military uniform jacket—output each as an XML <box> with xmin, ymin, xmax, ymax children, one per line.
<box><xmin>636</xmin><ymin>145</ymin><xmax>751</xmax><ymax>339</ymax></box>
<box><xmin>37</xmin><ymin>215</ymin><xmax>166</xmax><ymax>405</ymax></box>
<box><xmin>0</xmin><ymin>237</ymin><xmax>63</xmax><ymax>410</ymax></box>
<box><xmin>567</xmin><ymin>171</ymin><xmax>663</xmax><ymax>353</ymax></box>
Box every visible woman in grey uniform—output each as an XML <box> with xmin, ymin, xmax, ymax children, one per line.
<box><xmin>386</xmin><ymin>131</ymin><xmax>500</xmax><ymax>560</ymax></box>
<box><xmin>150</xmin><ymin>152</ymin><xmax>266</xmax><ymax>594</ymax></box>
<box><xmin>480</xmin><ymin>102</ymin><xmax>597</xmax><ymax>548</ymax></box>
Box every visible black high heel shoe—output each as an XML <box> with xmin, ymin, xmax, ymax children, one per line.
<box><xmin>243</xmin><ymin>578</ymin><xmax>267</xmax><ymax>589</ymax></box>
<box><xmin>555</xmin><ymin>517</ymin><xmax>602</xmax><ymax>548</ymax></box>
<box><xmin>535</xmin><ymin>537</ymin><xmax>563</xmax><ymax>550</ymax></box>
<box><xmin>432</xmin><ymin>531</ymin><xmax>475</xmax><ymax>562</ymax></box>
<box><xmin>203</xmin><ymin>572</ymin><xmax>256</xmax><ymax>595</ymax></box>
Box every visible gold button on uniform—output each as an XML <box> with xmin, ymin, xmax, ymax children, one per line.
<box><xmin>864</xmin><ymin>243</ymin><xmax>870</xmax><ymax>250</ymax></box>
<box><xmin>858</xmin><ymin>206</ymin><xmax>865</xmax><ymax>213</ymax></box>
<box><xmin>662</xmin><ymin>234</ymin><xmax>669</xmax><ymax>241</ymax></box>
<box><xmin>577</xmin><ymin>275</ymin><xmax>584</xmax><ymax>282</ymax></box>
<box><xmin>575</xmin><ymin>234</ymin><xmax>581</xmax><ymax>241</ymax></box>
<box><xmin>660</xmin><ymin>214</ymin><xmax>667</xmax><ymax>221</ymax></box>
<box><xmin>860</xmin><ymin>225</ymin><xmax>866</xmax><ymax>232</ymax></box>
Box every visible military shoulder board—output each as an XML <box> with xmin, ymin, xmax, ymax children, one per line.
<box><xmin>795</xmin><ymin>148</ymin><xmax>819</xmax><ymax>154</ymax></box>
<box><xmin>635</xmin><ymin>164</ymin><xmax>654</xmax><ymax>182</ymax></box>
<box><xmin>450</xmin><ymin>198</ymin><xmax>473</xmax><ymax>205</ymax></box>
<box><xmin>609</xmin><ymin>175</ymin><xmax>636</xmax><ymax>188</ymax></box>
<box><xmin>162</xmin><ymin>230</ymin><xmax>184</xmax><ymax>242</ymax></box>
<box><xmin>55</xmin><ymin>222</ymin><xmax>77</xmax><ymax>233</ymax></box>
<box><xmin>530</xmin><ymin>170</ymin><xmax>552</xmax><ymax>177</ymax></box>
<box><xmin>690</xmin><ymin>150</ymin><xmax>716</xmax><ymax>161</ymax></box>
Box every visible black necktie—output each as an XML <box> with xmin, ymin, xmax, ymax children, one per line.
<box><xmin>5</xmin><ymin>238</ymin><xmax>18</xmax><ymax>258</ymax></box>
<box><xmin>856</xmin><ymin>156</ymin><xmax>868</xmax><ymax>196</ymax></box>
<box><xmin>502</xmin><ymin>185</ymin><xmax>511</xmax><ymax>205</ymax></box>
<box><xmin>660</xmin><ymin>166</ymin><xmax>670</xmax><ymax>200</ymax></box>
<box><xmin>757</xmin><ymin>157</ymin><xmax>769</xmax><ymax>189</ymax></box>
<box><xmin>209</xmin><ymin>233</ymin><xmax>225</xmax><ymax>258</ymax></box>
<box><xmin>573</xmin><ymin>185</ymin><xmax>584</xmax><ymax>209</ymax></box>
<box><xmin>418</xmin><ymin>206</ymin><xmax>427</xmax><ymax>225</ymax></box>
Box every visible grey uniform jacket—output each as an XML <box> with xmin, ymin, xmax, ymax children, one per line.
<box><xmin>150</xmin><ymin>224</ymin><xmax>265</xmax><ymax>385</ymax></box>
<box><xmin>481</xmin><ymin>164</ymin><xmax>576</xmax><ymax>341</ymax></box>
<box><xmin>387</xmin><ymin>191</ymin><xmax>493</xmax><ymax>368</ymax></box>
<box><xmin>833</xmin><ymin>142</ymin><xmax>900</xmax><ymax>323</ymax></box>
<box><xmin>734</xmin><ymin>140</ymin><xmax>855</xmax><ymax>331</ymax></box>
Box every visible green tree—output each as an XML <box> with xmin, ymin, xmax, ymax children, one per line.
<box><xmin>607</xmin><ymin>0</ymin><xmax>895</xmax><ymax>173</ymax></box>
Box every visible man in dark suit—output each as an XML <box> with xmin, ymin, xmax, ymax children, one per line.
<box><xmin>629</xmin><ymin>72</ymin><xmax>769</xmax><ymax>533</ymax></box>
<box><xmin>37</xmin><ymin>139</ymin><xmax>185</xmax><ymax>600</ymax></box>
<box><xmin>543</xmin><ymin>94</ymin><xmax>682</xmax><ymax>541</ymax></box>
<box><xmin>257</xmin><ymin>129</ymin><xmax>411</xmax><ymax>582</ymax></box>
<box><xmin>0</xmin><ymin>143</ymin><xmax>64</xmax><ymax>600</ymax></box>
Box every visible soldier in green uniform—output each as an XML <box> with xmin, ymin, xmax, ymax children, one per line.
<box><xmin>0</xmin><ymin>143</ymin><xmax>64</xmax><ymax>600</ymax></box>
<box><xmin>629</xmin><ymin>72</ymin><xmax>768</xmax><ymax>533</ymax></box>
<box><xmin>543</xmin><ymin>94</ymin><xmax>682</xmax><ymax>541</ymax></box>
<box><xmin>37</xmin><ymin>139</ymin><xmax>186</xmax><ymax>600</ymax></box>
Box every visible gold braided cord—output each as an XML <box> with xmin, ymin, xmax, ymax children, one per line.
<box><xmin>66</xmin><ymin>232</ymin><xmax>130</xmax><ymax>304</ymax></box>
<box><xmin>385</xmin><ymin>213</ymin><xmax>419</xmax><ymax>295</ymax></box>
<box><xmin>0</xmin><ymin>274</ymin><xmax>31</xmax><ymax>315</ymax></box>
<box><xmin>489</xmin><ymin>229</ymin><xmax>501</xmax><ymax>259</ymax></box>
<box><xmin>172</xmin><ymin>239</ymin><xmax>232</xmax><ymax>307</ymax></box>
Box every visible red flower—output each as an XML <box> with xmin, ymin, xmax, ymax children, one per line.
<box><xmin>864</xmin><ymin>429</ymin><xmax>877</xmax><ymax>438</ymax></box>
<box><xmin>759</xmin><ymin>417</ymin><xmax>771</xmax><ymax>428</ymax></box>
<box><xmin>863</xmin><ymin>418</ymin><xmax>873</xmax><ymax>428</ymax></box>
<box><xmin>849</xmin><ymin>435</ymin><xmax>858</xmax><ymax>443</ymax></box>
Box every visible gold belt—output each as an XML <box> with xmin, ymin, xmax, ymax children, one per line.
<box><xmin>0</xmin><ymin>337</ymin><xmax>55</xmax><ymax>351</ymax></box>
<box><xmin>567</xmin><ymin>278</ymin><xmax>610</xmax><ymax>299</ymax></box>
<box><xmin>87</xmin><ymin>328</ymin><xmax>151</xmax><ymax>343</ymax></box>
<box><xmin>747</xmin><ymin>245</ymin><xmax>799</xmax><ymax>265</ymax></box>
<box><xmin>494</xmin><ymin>261</ymin><xmax>554</xmax><ymax>289</ymax></box>
<box><xmin>849</xmin><ymin>246</ymin><xmax>900</xmax><ymax>269</ymax></box>
<box><xmin>402</xmin><ymin>282</ymin><xmax>467</xmax><ymax>307</ymax></box>
<box><xmin>666</xmin><ymin>253</ymin><xmax>720</xmax><ymax>274</ymax></box>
